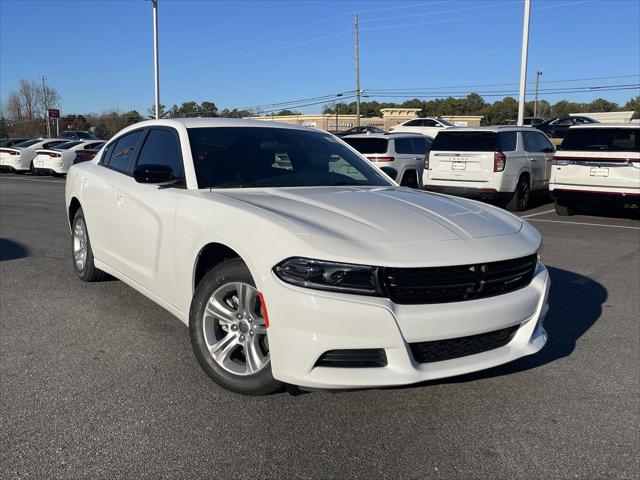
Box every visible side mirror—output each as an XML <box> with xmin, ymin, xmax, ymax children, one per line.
<box><xmin>134</xmin><ymin>164</ymin><xmax>174</xmax><ymax>184</ymax></box>
<box><xmin>379</xmin><ymin>166</ymin><xmax>398</xmax><ymax>180</ymax></box>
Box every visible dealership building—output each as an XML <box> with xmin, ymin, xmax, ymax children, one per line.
<box><xmin>248</xmin><ymin>108</ymin><xmax>484</xmax><ymax>132</ymax></box>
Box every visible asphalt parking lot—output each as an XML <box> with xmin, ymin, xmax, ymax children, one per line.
<box><xmin>1</xmin><ymin>174</ymin><xmax>638</xmax><ymax>480</ymax></box>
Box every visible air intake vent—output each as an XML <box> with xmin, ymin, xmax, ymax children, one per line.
<box><xmin>314</xmin><ymin>349</ymin><xmax>387</xmax><ymax>368</ymax></box>
<box><xmin>410</xmin><ymin>324</ymin><xmax>520</xmax><ymax>363</ymax></box>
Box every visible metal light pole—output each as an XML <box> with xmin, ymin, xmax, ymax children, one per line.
<box><xmin>517</xmin><ymin>0</ymin><xmax>531</xmax><ymax>126</ymax></box>
<box><xmin>147</xmin><ymin>0</ymin><xmax>160</xmax><ymax>119</ymax></box>
<box><xmin>533</xmin><ymin>70</ymin><xmax>542</xmax><ymax>117</ymax></box>
<box><xmin>354</xmin><ymin>14</ymin><xmax>361</xmax><ymax>128</ymax></box>
<box><xmin>42</xmin><ymin>75</ymin><xmax>51</xmax><ymax>137</ymax></box>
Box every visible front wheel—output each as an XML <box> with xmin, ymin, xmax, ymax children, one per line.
<box><xmin>506</xmin><ymin>175</ymin><xmax>531</xmax><ymax>212</ymax></box>
<box><xmin>71</xmin><ymin>208</ymin><xmax>107</xmax><ymax>281</ymax></box>
<box><xmin>189</xmin><ymin>258</ymin><xmax>282</xmax><ymax>395</ymax></box>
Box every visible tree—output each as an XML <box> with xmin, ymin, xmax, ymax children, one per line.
<box><xmin>623</xmin><ymin>96</ymin><xmax>640</xmax><ymax>119</ymax></box>
<box><xmin>275</xmin><ymin>109</ymin><xmax>300</xmax><ymax>116</ymax></box>
<box><xmin>147</xmin><ymin>103</ymin><xmax>168</xmax><ymax>119</ymax></box>
<box><xmin>586</xmin><ymin>98</ymin><xmax>619</xmax><ymax>113</ymax></box>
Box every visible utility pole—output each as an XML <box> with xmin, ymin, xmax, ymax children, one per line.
<box><xmin>533</xmin><ymin>70</ymin><xmax>542</xmax><ymax>117</ymax></box>
<box><xmin>148</xmin><ymin>0</ymin><xmax>160</xmax><ymax>119</ymax></box>
<box><xmin>354</xmin><ymin>14</ymin><xmax>361</xmax><ymax>128</ymax></box>
<box><xmin>517</xmin><ymin>0</ymin><xmax>531</xmax><ymax>126</ymax></box>
<box><xmin>42</xmin><ymin>75</ymin><xmax>51</xmax><ymax>138</ymax></box>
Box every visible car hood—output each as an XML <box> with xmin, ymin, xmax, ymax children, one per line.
<box><xmin>207</xmin><ymin>186</ymin><xmax>523</xmax><ymax>243</ymax></box>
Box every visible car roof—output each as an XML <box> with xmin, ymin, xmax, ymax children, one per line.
<box><xmin>570</xmin><ymin>123</ymin><xmax>638</xmax><ymax>129</ymax></box>
<box><xmin>343</xmin><ymin>133</ymin><xmax>428</xmax><ymax>139</ymax></box>
<box><xmin>122</xmin><ymin>117</ymin><xmax>319</xmax><ymax>132</ymax></box>
<box><xmin>438</xmin><ymin>126</ymin><xmax>529</xmax><ymax>132</ymax></box>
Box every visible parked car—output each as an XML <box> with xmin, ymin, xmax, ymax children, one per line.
<box><xmin>342</xmin><ymin>133</ymin><xmax>431</xmax><ymax>188</ymax></box>
<box><xmin>0</xmin><ymin>138</ymin><xmax>68</xmax><ymax>173</ymax></box>
<box><xmin>66</xmin><ymin>118</ymin><xmax>548</xmax><ymax>395</ymax></box>
<box><xmin>33</xmin><ymin>140</ymin><xmax>105</xmax><ymax>176</ymax></box>
<box><xmin>73</xmin><ymin>145</ymin><xmax>104</xmax><ymax>164</ymax></box>
<box><xmin>389</xmin><ymin>117</ymin><xmax>454</xmax><ymax>137</ymax></box>
<box><xmin>61</xmin><ymin>130</ymin><xmax>100</xmax><ymax>140</ymax></box>
<box><xmin>335</xmin><ymin>126</ymin><xmax>384</xmax><ymax>137</ymax></box>
<box><xmin>550</xmin><ymin>124</ymin><xmax>639</xmax><ymax>215</ymax></box>
<box><xmin>424</xmin><ymin>126</ymin><xmax>555</xmax><ymax>211</ymax></box>
<box><xmin>535</xmin><ymin>116</ymin><xmax>599</xmax><ymax>139</ymax></box>
<box><xmin>0</xmin><ymin>138</ymin><xmax>31</xmax><ymax>148</ymax></box>
<box><xmin>523</xmin><ymin>117</ymin><xmax>548</xmax><ymax>126</ymax></box>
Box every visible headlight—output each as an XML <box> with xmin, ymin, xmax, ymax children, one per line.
<box><xmin>537</xmin><ymin>240</ymin><xmax>544</xmax><ymax>262</ymax></box>
<box><xmin>273</xmin><ymin>257</ymin><xmax>383</xmax><ymax>296</ymax></box>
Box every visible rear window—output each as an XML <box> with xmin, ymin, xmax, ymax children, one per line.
<box><xmin>432</xmin><ymin>132</ymin><xmax>497</xmax><ymax>151</ymax></box>
<box><xmin>559</xmin><ymin>128</ymin><xmax>639</xmax><ymax>152</ymax></box>
<box><xmin>14</xmin><ymin>139</ymin><xmax>40</xmax><ymax>148</ymax></box>
<box><xmin>342</xmin><ymin>138</ymin><xmax>389</xmax><ymax>154</ymax></box>
<box><xmin>56</xmin><ymin>141</ymin><xmax>83</xmax><ymax>150</ymax></box>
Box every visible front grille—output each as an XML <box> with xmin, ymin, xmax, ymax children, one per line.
<box><xmin>314</xmin><ymin>349</ymin><xmax>387</xmax><ymax>368</ymax></box>
<box><xmin>381</xmin><ymin>254</ymin><xmax>537</xmax><ymax>304</ymax></box>
<box><xmin>410</xmin><ymin>324</ymin><xmax>520</xmax><ymax>363</ymax></box>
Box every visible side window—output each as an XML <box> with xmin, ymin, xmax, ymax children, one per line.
<box><xmin>497</xmin><ymin>132</ymin><xmax>517</xmax><ymax>152</ymax></box>
<box><xmin>522</xmin><ymin>131</ymin><xmax>538</xmax><ymax>152</ymax></box>
<box><xmin>43</xmin><ymin>141</ymin><xmax>66</xmax><ymax>149</ymax></box>
<box><xmin>136</xmin><ymin>129</ymin><xmax>184</xmax><ymax>179</ymax></box>
<box><xmin>536</xmin><ymin>133</ymin><xmax>554</xmax><ymax>152</ymax></box>
<box><xmin>421</xmin><ymin>119</ymin><xmax>437</xmax><ymax>127</ymax></box>
<box><xmin>557</xmin><ymin>118</ymin><xmax>572</xmax><ymax>126</ymax></box>
<box><xmin>405</xmin><ymin>120</ymin><xmax>422</xmax><ymax>126</ymax></box>
<box><xmin>395</xmin><ymin>138</ymin><xmax>414</xmax><ymax>154</ymax></box>
<box><xmin>411</xmin><ymin>137</ymin><xmax>428</xmax><ymax>154</ymax></box>
<box><xmin>85</xmin><ymin>142</ymin><xmax>104</xmax><ymax>150</ymax></box>
<box><xmin>108</xmin><ymin>130</ymin><xmax>143</xmax><ymax>173</ymax></box>
<box><xmin>100</xmin><ymin>142</ymin><xmax>115</xmax><ymax>165</ymax></box>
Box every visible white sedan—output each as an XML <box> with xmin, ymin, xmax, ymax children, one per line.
<box><xmin>65</xmin><ymin>118</ymin><xmax>549</xmax><ymax>395</ymax></box>
<box><xmin>0</xmin><ymin>138</ymin><xmax>68</xmax><ymax>173</ymax></box>
<box><xmin>389</xmin><ymin>117</ymin><xmax>455</xmax><ymax>137</ymax></box>
<box><xmin>33</xmin><ymin>140</ymin><xmax>105</xmax><ymax>176</ymax></box>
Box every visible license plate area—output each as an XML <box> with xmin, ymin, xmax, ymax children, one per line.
<box><xmin>36</xmin><ymin>161</ymin><xmax>44</xmax><ymax>167</ymax></box>
<box><xmin>451</xmin><ymin>161</ymin><xmax>466</xmax><ymax>171</ymax></box>
<box><xmin>590</xmin><ymin>167</ymin><xmax>609</xmax><ymax>177</ymax></box>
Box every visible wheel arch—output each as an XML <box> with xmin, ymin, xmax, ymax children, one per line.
<box><xmin>193</xmin><ymin>242</ymin><xmax>244</xmax><ymax>295</ymax></box>
<box><xmin>68</xmin><ymin>197</ymin><xmax>82</xmax><ymax>227</ymax></box>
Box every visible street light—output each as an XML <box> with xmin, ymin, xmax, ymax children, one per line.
<box><xmin>146</xmin><ymin>0</ymin><xmax>160</xmax><ymax>119</ymax></box>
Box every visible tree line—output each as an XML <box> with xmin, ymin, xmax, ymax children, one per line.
<box><xmin>2</xmin><ymin>78</ymin><xmax>638</xmax><ymax>139</ymax></box>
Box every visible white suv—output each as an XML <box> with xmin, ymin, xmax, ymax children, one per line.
<box><xmin>550</xmin><ymin>124</ymin><xmax>640</xmax><ymax>215</ymax></box>
<box><xmin>389</xmin><ymin>117</ymin><xmax>454</xmax><ymax>137</ymax></box>
<box><xmin>342</xmin><ymin>133</ymin><xmax>431</xmax><ymax>188</ymax></box>
<box><xmin>424</xmin><ymin>126</ymin><xmax>556</xmax><ymax>211</ymax></box>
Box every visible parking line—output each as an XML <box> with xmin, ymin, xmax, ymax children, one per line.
<box><xmin>528</xmin><ymin>219</ymin><xmax>640</xmax><ymax>230</ymax></box>
<box><xmin>521</xmin><ymin>209</ymin><xmax>555</xmax><ymax>219</ymax></box>
<box><xmin>0</xmin><ymin>176</ymin><xmax>64</xmax><ymax>184</ymax></box>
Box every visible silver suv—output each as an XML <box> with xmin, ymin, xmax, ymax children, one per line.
<box><xmin>342</xmin><ymin>133</ymin><xmax>432</xmax><ymax>188</ymax></box>
<box><xmin>424</xmin><ymin>126</ymin><xmax>555</xmax><ymax>211</ymax></box>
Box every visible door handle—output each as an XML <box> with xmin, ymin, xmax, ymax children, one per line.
<box><xmin>116</xmin><ymin>194</ymin><xmax>126</xmax><ymax>207</ymax></box>
<box><xmin>530</xmin><ymin>158</ymin><xmax>539</xmax><ymax>163</ymax></box>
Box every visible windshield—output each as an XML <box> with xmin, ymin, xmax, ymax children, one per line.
<box><xmin>14</xmin><ymin>139</ymin><xmax>41</xmax><ymax>148</ymax></box>
<box><xmin>342</xmin><ymin>137</ymin><xmax>389</xmax><ymax>154</ymax></box>
<box><xmin>187</xmin><ymin>127</ymin><xmax>393</xmax><ymax>189</ymax></box>
<box><xmin>559</xmin><ymin>128</ymin><xmax>639</xmax><ymax>152</ymax></box>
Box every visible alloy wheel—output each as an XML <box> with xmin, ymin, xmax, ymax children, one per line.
<box><xmin>72</xmin><ymin>218</ymin><xmax>88</xmax><ymax>271</ymax></box>
<box><xmin>517</xmin><ymin>177</ymin><xmax>530</xmax><ymax>210</ymax></box>
<box><xmin>202</xmin><ymin>282</ymin><xmax>269</xmax><ymax>376</ymax></box>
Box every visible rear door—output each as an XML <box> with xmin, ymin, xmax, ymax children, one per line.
<box><xmin>428</xmin><ymin>131</ymin><xmax>497</xmax><ymax>182</ymax></box>
<box><xmin>522</xmin><ymin>131</ymin><xmax>546</xmax><ymax>189</ymax></box>
<box><xmin>553</xmin><ymin>127</ymin><xmax>640</xmax><ymax>192</ymax></box>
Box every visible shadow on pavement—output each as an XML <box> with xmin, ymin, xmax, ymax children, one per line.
<box><xmin>0</xmin><ymin>238</ymin><xmax>30</xmax><ymax>261</ymax></box>
<box><xmin>427</xmin><ymin>265</ymin><xmax>607</xmax><ymax>385</ymax></box>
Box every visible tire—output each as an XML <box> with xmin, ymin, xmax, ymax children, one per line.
<box><xmin>30</xmin><ymin>161</ymin><xmax>36</xmax><ymax>175</ymax></box>
<box><xmin>189</xmin><ymin>258</ymin><xmax>282</xmax><ymax>395</ymax></box>
<box><xmin>555</xmin><ymin>200</ymin><xmax>575</xmax><ymax>216</ymax></box>
<box><xmin>71</xmin><ymin>208</ymin><xmax>107</xmax><ymax>282</ymax></box>
<box><xmin>506</xmin><ymin>175</ymin><xmax>531</xmax><ymax>212</ymax></box>
<box><xmin>400</xmin><ymin>171</ymin><xmax>418</xmax><ymax>189</ymax></box>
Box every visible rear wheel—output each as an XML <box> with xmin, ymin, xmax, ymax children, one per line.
<box><xmin>506</xmin><ymin>175</ymin><xmax>531</xmax><ymax>212</ymax></box>
<box><xmin>400</xmin><ymin>170</ymin><xmax>418</xmax><ymax>189</ymax></box>
<box><xmin>555</xmin><ymin>200</ymin><xmax>575</xmax><ymax>216</ymax></box>
<box><xmin>189</xmin><ymin>258</ymin><xmax>282</xmax><ymax>395</ymax></box>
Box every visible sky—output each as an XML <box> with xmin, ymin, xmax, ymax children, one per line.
<box><xmin>1</xmin><ymin>0</ymin><xmax>639</xmax><ymax>116</ymax></box>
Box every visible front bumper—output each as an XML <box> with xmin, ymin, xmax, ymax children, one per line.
<box><xmin>263</xmin><ymin>262</ymin><xmax>550</xmax><ymax>389</ymax></box>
